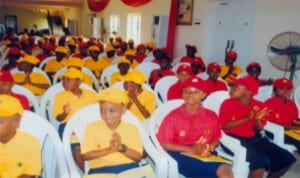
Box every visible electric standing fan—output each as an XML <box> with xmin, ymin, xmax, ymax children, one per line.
<box><xmin>267</xmin><ymin>31</ymin><xmax>300</xmax><ymax>81</ymax></box>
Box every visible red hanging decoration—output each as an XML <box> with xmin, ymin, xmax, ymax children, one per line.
<box><xmin>120</xmin><ymin>0</ymin><xmax>152</xmax><ymax>7</ymax></box>
<box><xmin>87</xmin><ymin>0</ymin><xmax>111</xmax><ymax>12</ymax></box>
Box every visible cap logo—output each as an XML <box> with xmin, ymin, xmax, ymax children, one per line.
<box><xmin>179</xmin><ymin>130</ymin><xmax>186</xmax><ymax>137</ymax></box>
<box><xmin>192</xmin><ymin>78</ymin><xmax>198</xmax><ymax>83</ymax></box>
<box><xmin>283</xmin><ymin>79</ymin><xmax>288</xmax><ymax>83</ymax></box>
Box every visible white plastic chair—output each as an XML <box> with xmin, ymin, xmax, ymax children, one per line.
<box><xmin>62</xmin><ymin>103</ymin><xmax>169</xmax><ymax>178</ymax></box>
<box><xmin>135</xmin><ymin>62</ymin><xmax>160</xmax><ymax>83</ymax></box>
<box><xmin>294</xmin><ymin>85</ymin><xmax>300</xmax><ymax>117</ymax></box>
<box><xmin>39</xmin><ymin>82</ymin><xmax>96</xmax><ymax>131</ymax></box>
<box><xmin>52</xmin><ymin>66</ymin><xmax>101</xmax><ymax>91</ymax></box>
<box><xmin>38</xmin><ymin>56</ymin><xmax>56</xmax><ymax>69</ymax></box>
<box><xmin>254</xmin><ymin>85</ymin><xmax>273</xmax><ymax>102</ymax></box>
<box><xmin>153</xmin><ymin>76</ymin><xmax>178</xmax><ymax>105</ymax></box>
<box><xmin>19</xmin><ymin>110</ymin><xmax>70</xmax><ymax>178</ymax></box>
<box><xmin>150</xmin><ymin>99</ymin><xmax>249</xmax><ymax>178</ymax></box>
<box><xmin>171</xmin><ymin>56</ymin><xmax>182</xmax><ymax>67</ymax></box>
<box><xmin>99</xmin><ymin>64</ymin><xmax>119</xmax><ymax>88</ymax></box>
<box><xmin>12</xmin><ymin>84</ymin><xmax>41</xmax><ymax>114</ymax></box>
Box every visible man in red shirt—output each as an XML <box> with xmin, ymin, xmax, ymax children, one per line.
<box><xmin>0</xmin><ymin>71</ymin><xmax>30</xmax><ymax>110</ymax></box>
<box><xmin>167</xmin><ymin>64</ymin><xmax>193</xmax><ymax>100</ymax></box>
<box><xmin>157</xmin><ymin>76</ymin><xmax>233</xmax><ymax>178</ymax></box>
<box><xmin>205</xmin><ymin>62</ymin><xmax>228</xmax><ymax>96</ymax></box>
<box><xmin>219</xmin><ymin>75</ymin><xmax>296</xmax><ymax>178</ymax></box>
<box><xmin>265</xmin><ymin>77</ymin><xmax>300</xmax><ymax>152</ymax></box>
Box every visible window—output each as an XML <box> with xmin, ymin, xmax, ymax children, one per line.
<box><xmin>127</xmin><ymin>13</ymin><xmax>141</xmax><ymax>44</ymax></box>
<box><xmin>110</xmin><ymin>15</ymin><xmax>120</xmax><ymax>37</ymax></box>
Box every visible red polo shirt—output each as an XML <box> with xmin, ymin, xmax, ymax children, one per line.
<box><xmin>264</xmin><ymin>96</ymin><xmax>298</xmax><ymax>127</ymax></box>
<box><xmin>205</xmin><ymin>79</ymin><xmax>227</xmax><ymax>96</ymax></box>
<box><xmin>219</xmin><ymin>98</ymin><xmax>267</xmax><ymax>138</ymax></box>
<box><xmin>157</xmin><ymin>104</ymin><xmax>221</xmax><ymax>145</ymax></box>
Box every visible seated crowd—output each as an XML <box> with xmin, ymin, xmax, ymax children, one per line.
<box><xmin>0</xmin><ymin>32</ymin><xmax>300</xmax><ymax>178</ymax></box>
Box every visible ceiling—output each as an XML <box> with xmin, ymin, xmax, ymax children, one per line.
<box><xmin>1</xmin><ymin>0</ymin><xmax>84</xmax><ymax>9</ymax></box>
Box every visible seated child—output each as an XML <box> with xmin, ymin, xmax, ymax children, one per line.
<box><xmin>81</xmin><ymin>88</ymin><xmax>144</xmax><ymax>175</ymax></box>
<box><xmin>265</xmin><ymin>77</ymin><xmax>300</xmax><ymax>152</ymax></box>
<box><xmin>0</xmin><ymin>94</ymin><xmax>42</xmax><ymax>178</ymax></box>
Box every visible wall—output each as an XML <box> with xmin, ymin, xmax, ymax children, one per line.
<box><xmin>251</xmin><ymin>0</ymin><xmax>300</xmax><ymax>85</ymax></box>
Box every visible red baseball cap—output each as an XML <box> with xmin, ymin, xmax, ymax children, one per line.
<box><xmin>177</xmin><ymin>64</ymin><xmax>193</xmax><ymax>74</ymax></box>
<box><xmin>247</xmin><ymin>61</ymin><xmax>261</xmax><ymax>70</ymax></box>
<box><xmin>0</xmin><ymin>71</ymin><xmax>14</xmax><ymax>82</ymax></box>
<box><xmin>182</xmin><ymin>76</ymin><xmax>207</xmax><ymax>93</ymax></box>
<box><xmin>207</xmin><ymin>62</ymin><xmax>221</xmax><ymax>71</ymax></box>
<box><xmin>226</xmin><ymin>51</ymin><xmax>238</xmax><ymax>59</ymax></box>
<box><xmin>233</xmin><ymin>75</ymin><xmax>259</xmax><ymax>95</ymax></box>
<box><xmin>273</xmin><ymin>78</ymin><xmax>294</xmax><ymax>89</ymax></box>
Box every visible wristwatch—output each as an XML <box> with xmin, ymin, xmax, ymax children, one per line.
<box><xmin>119</xmin><ymin>144</ymin><xmax>127</xmax><ymax>153</ymax></box>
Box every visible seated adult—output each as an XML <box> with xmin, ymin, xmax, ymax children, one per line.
<box><xmin>157</xmin><ymin>76</ymin><xmax>234</xmax><ymax>178</ymax></box>
<box><xmin>0</xmin><ymin>94</ymin><xmax>42</xmax><ymax>178</ymax></box>
<box><xmin>81</xmin><ymin>88</ymin><xmax>143</xmax><ymax>175</ymax></box>
<box><xmin>180</xmin><ymin>44</ymin><xmax>206</xmax><ymax>73</ymax></box>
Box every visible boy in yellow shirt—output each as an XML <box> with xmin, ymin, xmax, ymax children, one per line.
<box><xmin>0</xmin><ymin>94</ymin><xmax>42</xmax><ymax>178</ymax></box>
<box><xmin>81</xmin><ymin>88</ymin><xmax>143</xmax><ymax>175</ymax></box>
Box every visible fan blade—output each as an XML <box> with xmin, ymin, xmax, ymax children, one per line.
<box><xmin>271</xmin><ymin>46</ymin><xmax>300</xmax><ymax>55</ymax></box>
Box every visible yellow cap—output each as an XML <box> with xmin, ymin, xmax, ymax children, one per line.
<box><xmin>67</xmin><ymin>57</ymin><xmax>84</xmax><ymax>68</ymax></box>
<box><xmin>17</xmin><ymin>55</ymin><xmax>39</xmax><ymax>65</ymax></box>
<box><xmin>118</xmin><ymin>58</ymin><xmax>131</xmax><ymax>65</ymax></box>
<box><xmin>98</xmin><ymin>88</ymin><xmax>128</xmax><ymax>104</ymax></box>
<box><xmin>22</xmin><ymin>34</ymin><xmax>29</xmax><ymax>40</ymax></box>
<box><xmin>124</xmin><ymin>70</ymin><xmax>146</xmax><ymax>85</ymax></box>
<box><xmin>67</xmin><ymin>39</ymin><xmax>76</xmax><ymax>46</ymax></box>
<box><xmin>0</xmin><ymin>94</ymin><xmax>24</xmax><ymax>117</ymax></box>
<box><xmin>128</xmin><ymin>39</ymin><xmax>134</xmax><ymax>43</ymax></box>
<box><xmin>62</xmin><ymin>67</ymin><xmax>83</xmax><ymax>81</ymax></box>
<box><xmin>112</xmin><ymin>41</ymin><xmax>120</xmax><ymax>46</ymax></box>
<box><xmin>147</xmin><ymin>41</ymin><xmax>156</xmax><ymax>49</ymax></box>
<box><xmin>125</xmin><ymin>50</ymin><xmax>136</xmax><ymax>56</ymax></box>
<box><xmin>88</xmin><ymin>45</ymin><xmax>100</xmax><ymax>52</ymax></box>
<box><xmin>105</xmin><ymin>44</ymin><xmax>115</xmax><ymax>52</ymax></box>
<box><xmin>55</xmin><ymin>46</ymin><xmax>68</xmax><ymax>54</ymax></box>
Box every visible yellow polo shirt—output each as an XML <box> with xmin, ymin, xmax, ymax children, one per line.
<box><xmin>220</xmin><ymin>64</ymin><xmax>243</xmax><ymax>83</ymax></box>
<box><xmin>13</xmin><ymin>72</ymin><xmax>51</xmax><ymax>95</ymax></box>
<box><xmin>53</xmin><ymin>90</ymin><xmax>97</xmax><ymax>123</ymax></box>
<box><xmin>127</xmin><ymin>88</ymin><xmax>156</xmax><ymax>120</ymax></box>
<box><xmin>81</xmin><ymin>120</ymin><xmax>143</xmax><ymax>169</ymax></box>
<box><xmin>44</xmin><ymin>58</ymin><xmax>69</xmax><ymax>73</ymax></box>
<box><xmin>110</xmin><ymin>72</ymin><xmax>131</xmax><ymax>85</ymax></box>
<box><xmin>0</xmin><ymin>130</ymin><xmax>42</xmax><ymax>178</ymax></box>
<box><xmin>84</xmin><ymin>58</ymin><xmax>110</xmax><ymax>79</ymax></box>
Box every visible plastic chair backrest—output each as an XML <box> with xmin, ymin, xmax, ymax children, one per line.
<box><xmin>38</xmin><ymin>56</ymin><xmax>56</xmax><ymax>69</ymax></box>
<box><xmin>294</xmin><ymin>85</ymin><xmax>300</xmax><ymax>117</ymax></box>
<box><xmin>62</xmin><ymin>103</ymin><xmax>169</xmax><ymax>178</ymax></box>
<box><xmin>99</xmin><ymin>64</ymin><xmax>119</xmax><ymax>88</ymax></box>
<box><xmin>12</xmin><ymin>84</ymin><xmax>41</xmax><ymax>114</ymax></box>
<box><xmin>135</xmin><ymin>62</ymin><xmax>160</xmax><ymax>83</ymax></box>
<box><xmin>153</xmin><ymin>76</ymin><xmax>178</xmax><ymax>105</ymax></box>
<box><xmin>202</xmin><ymin>90</ymin><xmax>230</xmax><ymax>115</ymax></box>
<box><xmin>254</xmin><ymin>85</ymin><xmax>273</xmax><ymax>102</ymax></box>
<box><xmin>19</xmin><ymin>111</ymin><xmax>69</xmax><ymax>178</ymax></box>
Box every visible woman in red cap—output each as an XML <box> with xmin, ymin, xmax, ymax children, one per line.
<box><xmin>264</xmin><ymin>77</ymin><xmax>300</xmax><ymax>153</ymax></box>
<box><xmin>205</xmin><ymin>62</ymin><xmax>228</xmax><ymax>96</ymax></box>
<box><xmin>246</xmin><ymin>61</ymin><xmax>273</xmax><ymax>86</ymax></box>
<box><xmin>181</xmin><ymin>44</ymin><xmax>206</xmax><ymax>74</ymax></box>
<box><xmin>219</xmin><ymin>75</ymin><xmax>296</xmax><ymax>178</ymax></box>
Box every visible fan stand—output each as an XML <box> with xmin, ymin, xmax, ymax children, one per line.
<box><xmin>289</xmin><ymin>55</ymin><xmax>297</xmax><ymax>81</ymax></box>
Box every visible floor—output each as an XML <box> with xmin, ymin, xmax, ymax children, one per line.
<box><xmin>283</xmin><ymin>152</ymin><xmax>300</xmax><ymax>178</ymax></box>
